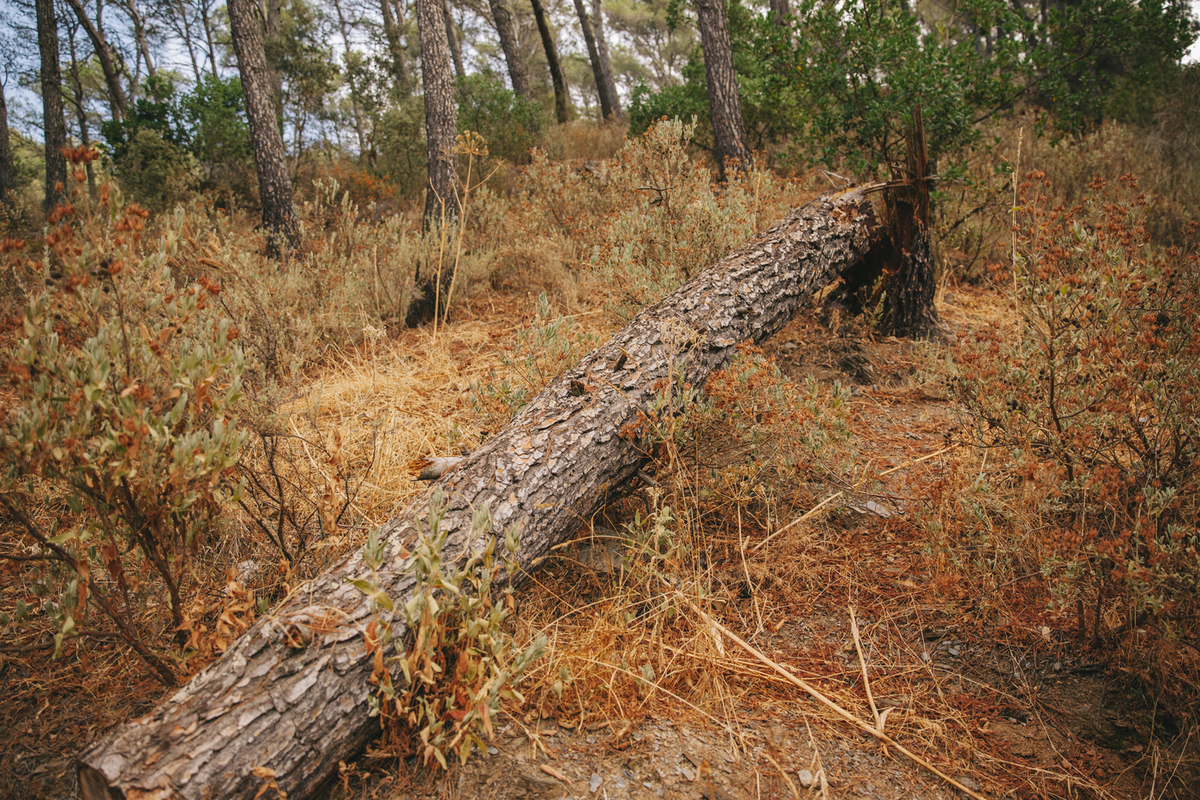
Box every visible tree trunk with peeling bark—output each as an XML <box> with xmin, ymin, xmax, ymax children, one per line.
<box><xmin>78</xmin><ymin>187</ymin><xmax>894</xmax><ymax>800</ymax></box>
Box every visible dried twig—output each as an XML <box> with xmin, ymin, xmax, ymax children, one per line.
<box><xmin>675</xmin><ymin>589</ymin><xmax>988</xmax><ymax>800</ymax></box>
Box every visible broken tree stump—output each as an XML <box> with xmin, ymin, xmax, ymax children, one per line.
<box><xmin>78</xmin><ymin>186</ymin><xmax>890</xmax><ymax>800</ymax></box>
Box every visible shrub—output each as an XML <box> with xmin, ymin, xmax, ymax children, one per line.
<box><xmin>455</xmin><ymin>75</ymin><xmax>546</xmax><ymax>165</ymax></box>
<box><xmin>0</xmin><ymin>156</ymin><xmax>244</xmax><ymax>684</ymax></box>
<box><xmin>955</xmin><ymin>173</ymin><xmax>1199</xmax><ymax>689</ymax></box>
<box><xmin>111</xmin><ymin>129</ymin><xmax>199</xmax><ymax>213</ymax></box>
<box><xmin>358</xmin><ymin>490</ymin><xmax>545</xmax><ymax>768</ymax></box>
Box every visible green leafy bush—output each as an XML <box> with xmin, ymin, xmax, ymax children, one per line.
<box><xmin>455</xmin><ymin>75</ymin><xmax>546</xmax><ymax>165</ymax></box>
<box><xmin>111</xmin><ymin>129</ymin><xmax>200</xmax><ymax>213</ymax></box>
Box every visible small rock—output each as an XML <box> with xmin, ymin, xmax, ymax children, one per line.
<box><xmin>956</xmin><ymin>775</ymin><xmax>979</xmax><ymax>791</ymax></box>
<box><xmin>865</xmin><ymin>500</ymin><xmax>892</xmax><ymax>518</ymax></box>
<box><xmin>487</xmin><ymin>746</ymin><xmax>499</xmax><ymax>755</ymax></box>
<box><xmin>798</xmin><ymin>769</ymin><xmax>815</xmax><ymax>787</ymax></box>
<box><xmin>949</xmin><ymin>646</ymin><xmax>961</xmax><ymax>657</ymax></box>
<box><xmin>589</xmin><ymin>773</ymin><xmax>602</xmax><ymax>793</ymax></box>
<box><xmin>681</xmin><ymin>766</ymin><xmax>695</xmax><ymax>781</ymax></box>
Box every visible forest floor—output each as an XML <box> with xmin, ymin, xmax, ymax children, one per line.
<box><xmin>2</xmin><ymin>285</ymin><xmax>1197</xmax><ymax>800</ymax></box>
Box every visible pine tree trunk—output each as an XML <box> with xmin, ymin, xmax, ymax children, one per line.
<box><xmin>228</xmin><ymin>0</ymin><xmax>299</xmax><ymax>258</ymax></box>
<box><xmin>826</xmin><ymin>108</ymin><xmax>941</xmax><ymax>339</ymax></box>
<box><xmin>488</xmin><ymin>0</ymin><xmax>533</xmax><ymax>98</ymax></box>
<box><xmin>78</xmin><ymin>186</ymin><xmax>897</xmax><ymax>800</ymax></box>
<box><xmin>36</xmin><ymin>0</ymin><xmax>68</xmax><ymax>210</ymax></box>
<box><xmin>530</xmin><ymin>0</ymin><xmax>570</xmax><ymax>123</ymax></box>
<box><xmin>592</xmin><ymin>0</ymin><xmax>622</xmax><ymax>118</ymax></box>
<box><xmin>694</xmin><ymin>0</ymin><xmax>750</xmax><ymax>182</ymax></box>
<box><xmin>407</xmin><ymin>0</ymin><xmax>461</xmax><ymax>327</ymax></box>
<box><xmin>572</xmin><ymin>0</ymin><xmax>613</xmax><ymax>119</ymax></box>
<box><xmin>442</xmin><ymin>0</ymin><xmax>466</xmax><ymax>79</ymax></box>
<box><xmin>0</xmin><ymin>83</ymin><xmax>16</xmax><ymax>206</ymax></box>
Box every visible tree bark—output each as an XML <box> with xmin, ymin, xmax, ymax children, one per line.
<box><xmin>416</xmin><ymin>0</ymin><xmax>459</xmax><ymax>229</ymax></box>
<box><xmin>36</xmin><ymin>0</ymin><xmax>69</xmax><ymax>211</ymax></box>
<box><xmin>530</xmin><ymin>0</ymin><xmax>570</xmax><ymax>123</ymax></box>
<box><xmin>695</xmin><ymin>0</ymin><xmax>750</xmax><ymax>182</ymax></box>
<box><xmin>442</xmin><ymin>0</ymin><xmax>467</xmax><ymax>80</ymax></box>
<box><xmin>406</xmin><ymin>0</ymin><xmax>461</xmax><ymax>327</ymax></box>
<box><xmin>592</xmin><ymin>0</ymin><xmax>621</xmax><ymax>118</ymax></box>
<box><xmin>488</xmin><ymin>0</ymin><xmax>532</xmax><ymax>99</ymax></box>
<box><xmin>64</xmin><ymin>0</ymin><xmax>129</xmax><ymax>123</ymax></box>
<box><xmin>827</xmin><ymin>108</ymin><xmax>940</xmax><ymax>339</ymax></box>
<box><xmin>0</xmin><ymin>82</ymin><xmax>16</xmax><ymax>206</ymax></box>
<box><xmin>769</xmin><ymin>0</ymin><xmax>790</xmax><ymax>28</ymax></box>
<box><xmin>228</xmin><ymin>0</ymin><xmax>299</xmax><ymax>257</ymax></box>
<box><xmin>77</xmin><ymin>186</ymin><xmax>893</xmax><ymax>800</ymax></box>
<box><xmin>572</xmin><ymin>0</ymin><xmax>614</xmax><ymax>120</ymax></box>
<box><xmin>380</xmin><ymin>0</ymin><xmax>410</xmax><ymax>94</ymax></box>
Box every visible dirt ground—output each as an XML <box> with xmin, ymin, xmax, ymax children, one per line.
<box><xmin>3</xmin><ymin>292</ymin><xmax>1197</xmax><ymax>800</ymax></box>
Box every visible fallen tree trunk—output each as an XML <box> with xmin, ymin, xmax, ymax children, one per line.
<box><xmin>79</xmin><ymin>186</ymin><xmax>887</xmax><ymax>800</ymax></box>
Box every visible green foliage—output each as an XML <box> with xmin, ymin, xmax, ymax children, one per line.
<box><xmin>373</xmin><ymin>98</ymin><xmax>429</xmax><ymax>198</ymax></box>
<box><xmin>786</xmin><ymin>0</ymin><xmax>1020</xmax><ymax>176</ymax></box>
<box><xmin>101</xmin><ymin>75</ymin><xmax>189</xmax><ymax>163</ymax></box>
<box><xmin>1</xmin><ymin>164</ymin><xmax>245</xmax><ymax>683</ymax></box>
<box><xmin>1032</xmin><ymin>0</ymin><xmax>1199</xmax><ymax>132</ymax></box>
<box><xmin>455</xmin><ymin>75</ymin><xmax>546</xmax><ymax>165</ymax></box>
<box><xmin>356</xmin><ymin>489</ymin><xmax>545</xmax><ymax>768</ymax></box>
<box><xmin>177</xmin><ymin>75</ymin><xmax>253</xmax><ymax>194</ymax></box>
<box><xmin>956</xmin><ymin>173</ymin><xmax>1200</xmax><ymax>644</ymax></box>
<box><xmin>110</xmin><ymin>129</ymin><xmax>199</xmax><ymax>213</ymax></box>
<box><xmin>265</xmin><ymin>0</ymin><xmax>340</xmax><ymax>131</ymax></box>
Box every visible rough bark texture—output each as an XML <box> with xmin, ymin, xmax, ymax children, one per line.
<box><xmin>695</xmin><ymin>0</ymin><xmax>750</xmax><ymax>182</ymax></box>
<box><xmin>572</xmin><ymin>0</ymin><xmax>614</xmax><ymax>119</ymax></box>
<box><xmin>828</xmin><ymin>109</ymin><xmax>940</xmax><ymax>339</ymax></box>
<box><xmin>64</xmin><ymin>0</ymin><xmax>129</xmax><ymax>122</ymax></box>
<box><xmin>488</xmin><ymin>0</ymin><xmax>532</xmax><ymax>98</ymax></box>
<box><xmin>0</xmin><ymin>82</ymin><xmax>16</xmax><ymax>206</ymax></box>
<box><xmin>77</xmin><ymin>187</ymin><xmax>887</xmax><ymax>800</ymax></box>
<box><xmin>530</xmin><ymin>0</ymin><xmax>570</xmax><ymax>123</ymax></box>
<box><xmin>442</xmin><ymin>0</ymin><xmax>466</xmax><ymax>79</ymax></box>
<box><xmin>380</xmin><ymin>0</ymin><xmax>410</xmax><ymax>94</ymax></box>
<box><xmin>592</xmin><ymin>0</ymin><xmax>621</xmax><ymax>118</ymax></box>
<box><xmin>416</xmin><ymin>0</ymin><xmax>459</xmax><ymax>229</ymax></box>
<box><xmin>36</xmin><ymin>0</ymin><xmax>69</xmax><ymax>210</ymax></box>
<box><xmin>406</xmin><ymin>0</ymin><xmax>461</xmax><ymax>327</ymax></box>
<box><xmin>228</xmin><ymin>0</ymin><xmax>299</xmax><ymax>258</ymax></box>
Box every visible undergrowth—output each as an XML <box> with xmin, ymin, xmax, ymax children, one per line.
<box><xmin>954</xmin><ymin>172</ymin><xmax>1200</xmax><ymax>718</ymax></box>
